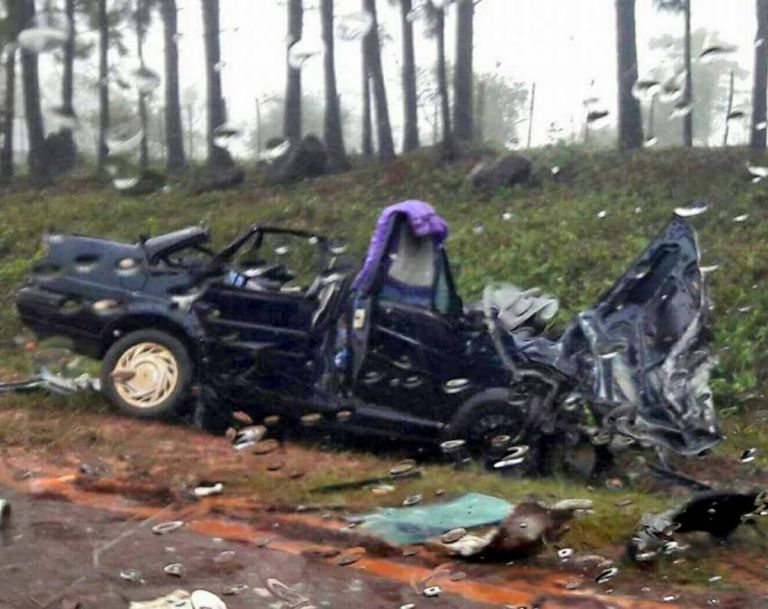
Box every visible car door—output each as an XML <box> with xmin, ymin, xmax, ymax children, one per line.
<box><xmin>351</xmin><ymin>224</ymin><xmax>468</xmax><ymax>428</ymax></box>
<box><xmin>195</xmin><ymin>228</ymin><xmax>329</xmax><ymax>402</ymax></box>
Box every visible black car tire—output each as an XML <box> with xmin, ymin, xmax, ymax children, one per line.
<box><xmin>100</xmin><ymin>329</ymin><xmax>192</xmax><ymax>419</ymax></box>
<box><xmin>448</xmin><ymin>388</ymin><xmax>529</xmax><ymax>462</ymax></box>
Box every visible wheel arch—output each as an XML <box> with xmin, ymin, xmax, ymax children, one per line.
<box><xmin>99</xmin><ymin>312</ymin><xmax>200</xmax><ymax>362</ymax></box>
<box><xmin>443</xmin><ymin>387</ymin><xmax>523</xmax><ymax>440</ymax></box>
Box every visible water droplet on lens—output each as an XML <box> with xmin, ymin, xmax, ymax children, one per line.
<box><xmin>423</xmin><ymin>585</ymin><xmax>442</xmax><ymax>598</ymax></box>
<box><xmin>441</xmin><ymin>528</ymin><xmax>467</xmax><ymax>544</ymax></box>
<box><xmin>131</xmin><ymin>65</ymin><xmax>161</xmax><ymax>93</ymax></box>
<box><xmin>119</xmin><ymin>568</ymin><xmax>143</xmax><ymax>583</ymax></box>
<box><xmin>403</xmin><ymin>493</ymin><xmax>422</xmax><ymax>506</ymax></box>
<box><xmin>632</xmin><ymin>78</ymin><xmax>661</xmax><ymax>102</ymax></box>
<box><xmin>440</xmin><ymin>439</ymin><xmax>466</xmax><ymax>453</ymax></box>
<box><xmin>163</xmin><ymin>563</ymin><xmax>184</xmax><ymax>577</ymax></box>
<box><xmin>152</xmin><ymin>520</ymin><xmax>184</xmax><ymax>535</ymax></box>
<box><xmin>443</xmin><ymin>378</ymin><xmax>470</xmax><ymax>394</ymax></box>
<box><xmin>336</xmin><ymin>11</ymin><xmax>373</xmax><ymax>41</ymax></box>
<box><xmin>596</xmin><ymin>567</ymin><xmax>619</xmax><ymax>584</ymax></box>
<box><xmin>740</xmin><ymin>447</ymin><xmax>758</xmax><ymax>463</ymax></box>
<box><xmin>288</xmin><ymin>37</ymin><xmax>325</xmax><ymax>69</ymax></box>
<box><xmin>586</xmin><ymin>109</ymin><xmax>610</xmax><ymax>125</ymax></box>
<box><xmin>300</xmin><ymin>412</ymin><xmax>323</xmax><ymax>426</ymax></box>
<box><xmin>389</xmin><ymin>460</ymin><xmax>415</xmax><ymax>477</ymax></box>
<box><xmin>674</xmin><ymin>202</ymin><xmax>708</xmax><ymax>217</ymax></box>
<box><xmin>190</xmin><ymin>590</ymin><xmax>226</xmax><ymax>609</ymax></box>
<box><xmin>699</xmin><ymin>43</ymin><xmax>736</xmax><ymax>63</ymax></box>
<box><xmin>213</xmin><ymin>123</ymin><xmax>240</xmax><ymax>148</ymax></box>
<box><xmin>670</xmin><ymin>101</ymin><xmax>692</xmax><ymax>119</ymax></box>
<box><xmin>747</xmin><ymin>163</ymin><xmax>768</xmax><ymax>182</ymax></box>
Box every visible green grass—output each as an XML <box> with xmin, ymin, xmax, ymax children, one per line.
<box><xmin>2</xmin><ymin>148</ymin><xmax>768</xmax><ymax>596</ymax></box>
<box><xmin>2</xmin><ymin>147</ymin><xmax>767</xmax><ymax>401</ymax></box>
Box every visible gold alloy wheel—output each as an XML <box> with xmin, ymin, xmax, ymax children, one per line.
<box><xmin>112</xmin><ymin>342</ymin><xmax>179</xmax><ymax>409</ymax></box>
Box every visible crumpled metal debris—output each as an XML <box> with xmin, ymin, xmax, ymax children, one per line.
<box><xmin>481</xmin><ymin>283</ymin><xmax>559</xmax><ymax>335</ymax></box>
<box><xmin>551</xmin><ymin>218</ymin><xmax>720</xmax><ymax>456</ymax></box>
<box><xmin>628</xmin><ymin>489</ymin><xmax>768</xmax><ymax>561</ymax></box>
<box><xmin>0</xmin><ymin>367</ymin><xmax>100</xmax><ymax>396</ymax></box>
<box><xmin>427</xmin><ymin>498</ymin><xmax>593</xmax><ymax>559</ymax></box>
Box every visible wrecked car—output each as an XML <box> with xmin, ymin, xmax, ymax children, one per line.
<box><xmin>15</xmin><ymin>200</ymin><xmax>720</xmax><ymax>471</ymax></box>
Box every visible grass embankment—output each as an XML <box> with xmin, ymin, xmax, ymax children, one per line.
<box><xmin>0</xmin><ymin>147</ymin><xmax>767</xmax><ymax>585</ymax></box>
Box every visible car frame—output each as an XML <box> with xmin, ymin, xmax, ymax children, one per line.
<box><xmin>16</xmin><ymin>201</ymin><xmax>721</xmax><ymax>472</ymax></box>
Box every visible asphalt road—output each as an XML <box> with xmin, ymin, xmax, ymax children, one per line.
<box><xmin>0</xmin><ymin>487</ymin><xmax>500</xmax><ymax>609</ymax></box>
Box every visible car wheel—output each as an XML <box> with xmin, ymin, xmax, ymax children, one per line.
<box><xmin>100</xmin><ymin>329</ymin><xmax>192</xmax><ymax>419</ymax></box>
<box><xmin>448</xmin><ymin>389</ymin><xmax>529</xmax><ymax>464</ymax></box>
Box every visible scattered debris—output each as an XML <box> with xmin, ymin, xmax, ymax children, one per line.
<box><xmin>628</xmin><ymin>490</ymin><xmax>768</xmax><ymax>561</ymax></box>
<box><xmin>427</xmin><ymin>498</ymin><xmax>593</xmax><ymax>559</ymax></box>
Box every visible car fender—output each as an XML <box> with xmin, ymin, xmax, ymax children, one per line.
<box><xmin>99</xmin><ymin>303</ymin><xmax>204</xmax><ymax>361</ymax></box>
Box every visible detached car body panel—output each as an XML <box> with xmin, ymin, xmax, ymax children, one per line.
<box><xmin>15</xmin><ymin>201</ymin><xmax>721</xmax><ymax>459</ymax></box>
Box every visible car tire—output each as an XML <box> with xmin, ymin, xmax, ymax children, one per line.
<box><xmin>100</xmin><ymin>329</ymin><xmax>192</xmax><ymax>419</ymax></box>
<box><xmin>447</xmin><ymin>388</ymin><xmax>529</xmax><ymax>463</ymax></box>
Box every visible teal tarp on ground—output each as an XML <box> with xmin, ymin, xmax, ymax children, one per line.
<box><xmin>355</xmin><ymin>492</ymin><xmax>512</xmax><ymax>545</ymax></box>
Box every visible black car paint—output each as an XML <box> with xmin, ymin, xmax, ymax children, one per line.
<box><xmin>16</xmin><ymin>222</ymin><xmax>547</xmax><ymax>445</ymax></box>
<box><xmin>15</xmin><ymin>216</ymin><xmax>718</xmax><ymax>457</ymax></box>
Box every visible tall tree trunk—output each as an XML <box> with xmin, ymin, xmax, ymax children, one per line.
<box><xmin>97</xmin><ymin>0</ymin><xmax>109</xmax><ymax>173</ymax></box>
<box><xmin>682</xmin><ymin>0</ymin><xmax>693</xmax><ymax>147</ymax></box>
<box><xmin>474</xmin><ymin>79</ymin><xmax>485</xmax><ymax>142</ymax></box>
<box><xmin>363</xmin><ymin>0</ymin><xmax>395</xmax><ymax>162</ymax></box>
<box><xmin>20</xmin><ymin>0</ymin><xmax>46</xmax><ymax>177</ymax></box>
<box><xmin>284</xmin><ymin>0</ymin><xmax>303</xmax><ymax>141</ymax></box>
<box><xmin>161</xmin><ymin>0</ymin><xmax>186</xmax><ymax>171</ymax></box>
<box><xmin>1</xmin><ymin>0</ymin><xmax>19</xmax><ymax>179</ymax></box>
<box><xmin>202</xmin><ymin>0</ymin><xmax>225</xmax><ymax>164</ymax></box>
<box><xmin>60</xmin><ymin>0</ymin><xmax>75</xmax><ymax>155</ymax></box>
<box><xmin>136</xmin><ymin>1</ymin><xmax>149</xmax><ymax>173</ymax></box>
<box><xmin>615</xmin><ymin>0</ymin><xmax>643</xmax><ymax>150</ymax></box>
<box><xmin>186</xmin><ymin>102</ymin><xmax>195</xmax><ymax>163</ymax></box>
<box><xmin>434</xmin><ymin>7</ymin><xmax>453</xmax><ymax>159</ymax></box>
<box><xmin>320</xmin><ymin>0</ymin><xmax>349</xmax><ymax>171</ymax></box>
<box><xmin>752</xmin><ymin>0</ymin><xmax>768</xmax><ymax>150</ymax></box>
<box><xmin>724</xmin><ymin>69</ymin><xmax>734</xmax><ymax>146</ymax></box>
<box><xmin>453</xmin><ymin>0</ymin><xmax>473</xmax><ymax>143</ymax></box>
<box><xmin>527</xmin><ymin>82</ymin><xmax>536</xmax><ymax>148</ymax></box>
<box><xmin>399</xmin><ymin>0</ymin><xmax>419</xmax><ymax>151</ymax></box>
<box><xmin>361</xmin><ymin>48</ymin><xmax>373</xmax><ymax>157</ymax></box>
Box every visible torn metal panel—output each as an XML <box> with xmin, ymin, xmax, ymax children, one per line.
<box><xmin>628</xmin><ymin>489</ymin><xmax>768</xmax><ymax>561</ymax></box>
<box><xmin>549</xmin><ymin>217</ymin><xmax>720</xmax><ymax>455</ymax></box>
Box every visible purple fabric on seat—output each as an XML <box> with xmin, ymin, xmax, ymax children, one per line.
<box><xmin>353</xmin><ymin>200</ymin><xmax>449</xmax><ymax>292</ymax></box>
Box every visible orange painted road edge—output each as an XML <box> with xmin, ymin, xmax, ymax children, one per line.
<box><xmin>1</xmin><ymin>472</ymin><xmax>679</xmax><ymax>609</ymax></box>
